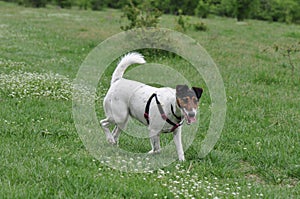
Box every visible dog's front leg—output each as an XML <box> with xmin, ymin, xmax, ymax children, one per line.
<box><xmin>148</xmin><ymin>130</ymin><xmax>161</xmax><ymax>154</ymax></box>
<box><xmin>173</xmin><ymin>128</ymin><xmax>185</xmax><ymax>161</ymax></box>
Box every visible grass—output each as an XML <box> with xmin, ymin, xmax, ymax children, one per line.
<box><xmin>0</xmin><ymin>1</ymin><xmax>299</xmax><ymax>198</ymax></box>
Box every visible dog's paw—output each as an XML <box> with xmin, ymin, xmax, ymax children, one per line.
<box><xmin>148</xmin><ymin>149</ymin><xmax>160</xmax><ymax>154</ymax></box>
<box><xmin>107</xmin><ymin>137</ymin><xmax>116</xmax><ymax>145</ymax></box>
<box><xmin>178</xmin><ymin>156</ymin><xmax>185</xmax><ymax>161</ymax></box>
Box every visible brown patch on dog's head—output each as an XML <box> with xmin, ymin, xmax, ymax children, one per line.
<box><xmin>176</xmin><ymin>85</ymin><xmax>203</xmax><ymax>124</ymax></box>
<box><xmin>176</xmin><ymin>85</ymin><xmax>203</xmax><ymax>109</ymax></box>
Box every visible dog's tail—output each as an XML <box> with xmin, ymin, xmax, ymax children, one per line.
<box><xmin>111</xmin><ymin>52</ymin><xmax>146</xmax><ymax>84</ymax></box>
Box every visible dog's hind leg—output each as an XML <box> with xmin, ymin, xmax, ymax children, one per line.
<box><xmin>112</xmin><ymin>117</ymin><xmax>130</xmax><ymax>143</ymax></box>
<box><xmin>112</xmin><ymin>126</ymin><xmax>121</xmax><ymax>144</ymax></box>
<box><xmin>100</xmin><ymin>118</ymin><xmax>116</xmax><ymax>144</ymax></box>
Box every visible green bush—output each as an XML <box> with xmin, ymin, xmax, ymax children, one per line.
<box><xmin>194</xmin><ymin>21</ymin><xmax>208</xmax><ymax>31</ymax></box>
<box><xmin>175</xmin><ymin>9</ymin><xmax>191</xmax><ymax>32</ymax></box>
<box><xmin>175</xmin><ymin>9</ymin><xmax>207</xmax><ymax>32</ymax></box>
<box><xmin>120</xmin><ymin>0</ymin><xmax>162</xmax><ymax>30</ymax></box>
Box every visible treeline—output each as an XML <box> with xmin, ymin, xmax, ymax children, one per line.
<box><xmin>3</xmin><ymin>0</ymin><xmax>300</xmax><ymax>24</ymax></box>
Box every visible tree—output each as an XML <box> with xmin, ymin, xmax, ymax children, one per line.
<box><xmin>195</xmin><ymin>0</ymin><xmax>210</xmax><ymax>18</ymax></box>
<box><xmin>90</xmin><ymin>0</ymin><xmax>107</xmax><ymax>10</ymax></box>
<box><xmin>56</xmin><ymin>0</ymin><xmax>72</xmax><ymax>8</ymax></box>
<box><xmin>20</xmin><ymin>0</ymin><xmax>48</xmax><ymax>7</ymax></box>
<box><xmin>271</xmin><ymin>0</ymin><xmax>299</xmax><ymax>23</ymax></box>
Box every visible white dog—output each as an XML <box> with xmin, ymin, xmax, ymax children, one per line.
<box><xmin>100</xmin><ymin>52</ymin><xmax>203</xmax><ymax>161</ymax></box>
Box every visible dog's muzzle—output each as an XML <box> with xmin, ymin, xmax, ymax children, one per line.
<box><xmin>183</xmin><ymin>109</ymin><xmax>197</xmax><ymax>124</ymax></box>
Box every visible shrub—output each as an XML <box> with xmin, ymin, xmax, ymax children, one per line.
<box><xmin>175</xmin><ymin>9</ymin><xmax>191</xmax><ymax>32</ymax></box>
<box><xmin>120</xmin><ymin>0</ymin><xmax>162</xmax><ymax>30</ymax></box>
<box><xmin>194</xmin><ymin>21</ymin><xmax>208</xmax><ymax>31</ymax></box>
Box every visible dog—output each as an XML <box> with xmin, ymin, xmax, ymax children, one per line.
<box><xmin>100</xmin><ymin>52</ymin><xmax>203</xmax><ymax>161</ymax></box>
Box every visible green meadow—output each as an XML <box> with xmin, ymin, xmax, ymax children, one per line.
<box><xmin>0</xmin><ymin>1</ymin><xmax>299</xmax><ymax>198</ymax></box>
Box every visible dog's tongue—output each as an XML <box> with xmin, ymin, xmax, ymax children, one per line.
<box><xmin>187</xmin><ymin>117</ymin><xmax>196</xmax><ymax>124</ymax></box>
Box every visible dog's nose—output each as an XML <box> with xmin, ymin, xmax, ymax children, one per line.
<box><xmin>188</xmin><ymin>112</ymin><xmax>195</xmax><ymax>118</ymax></box>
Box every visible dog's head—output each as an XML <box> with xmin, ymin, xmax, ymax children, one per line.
<box><xmin>176</xmin><ymin>85</ymin><xmax>203</xmax><ymax>124</ymax></box>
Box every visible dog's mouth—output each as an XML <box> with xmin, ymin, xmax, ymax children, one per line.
<box><xmin>183</xmin><ymin>111</ymin><xmax>197</xmax><ymax>125</ymax></box>
<box><xmin>186</xmin><ymin>116</ymin><xmax>196</xmax><ymax>125</ymax></box>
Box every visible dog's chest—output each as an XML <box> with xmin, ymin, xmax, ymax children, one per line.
<box><xmin>129</xmin><ymin>87</ymin><xmax>179</xmax><ymax>130</ymax></box>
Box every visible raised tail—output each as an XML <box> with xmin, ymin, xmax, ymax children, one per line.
<box><xmin>111</xmin><ymin>52</ymin><xmax>146</xmax><ymax>84</ymax></box>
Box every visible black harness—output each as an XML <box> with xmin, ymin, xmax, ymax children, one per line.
<box><xmin>144</xmin><ymin>93</ymin><xmax>183</xmax><ymax>132</ymax></box>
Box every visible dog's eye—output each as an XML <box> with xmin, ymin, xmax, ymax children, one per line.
<box><xmin>193</xmin><ymin>98</ymin><xmax>198</xmax><ymax>104</ymax></box>
<box><xmin>183</xmin><ymin>98</ymin><xmax>189</xmax><ymax>103</ymax></box>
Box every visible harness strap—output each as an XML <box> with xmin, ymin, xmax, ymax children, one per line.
<box><xmin>144</xmin><ymin>93</ymin><xmax>183</xmax><ymax>132</ymax></box>
<box><xmin>171</xmin><ymin>104</ymin><xmax>181</xmax><ymax>120</ymax></box>
<box><xmin>144</xmin><ymin>93</ymin><xmax>156</xmax><ymax>124</ymax></box>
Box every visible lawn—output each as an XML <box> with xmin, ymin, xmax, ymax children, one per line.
<box><xmin>0</xmin><ymin>1</ymin><xmax>299</xmax><ymax>198</ymax></box>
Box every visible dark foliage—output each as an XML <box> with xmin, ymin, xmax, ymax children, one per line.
<box><xmin>6</xmin><ymin>0</ymin><xmax>300</xmax><ymax>24</ymax></box>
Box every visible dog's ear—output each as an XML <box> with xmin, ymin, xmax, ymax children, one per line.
<box><xmin>192</xmin><ymin>87</ymin><xmax>203</xmax><ymax>100</ymax></box>
<box><xmin>176</xmin><ymin>85</ymin><xmax>189</xmax><ymax>97</ymax></box>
